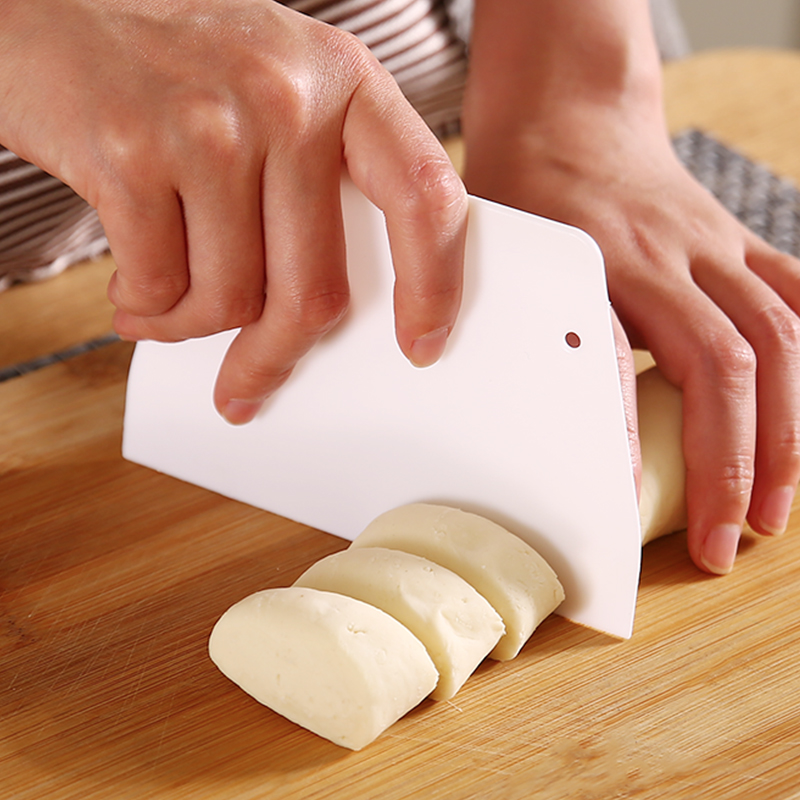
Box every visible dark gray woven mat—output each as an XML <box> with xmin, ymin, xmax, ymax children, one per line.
<box><xmin>674</xmin><ymin>128</ymin><xmax>800</xmax><ymax>257</ymax></box>
<box><xmin>2</xmin><ymin>129</ymin><xmax>798</xmax><ymax>384</ymax></box>
<box><xmin>0</xmin><ymin>332</ymin><xmax>121</xmax><ymax>383</ymax></box>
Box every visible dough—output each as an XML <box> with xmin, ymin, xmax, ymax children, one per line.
<box><xmin>350</xmin><ymin>503</ymin><xmax>564</xmax><ymax>661</ymax></box>
<box><xmin>637</xmin><ymin>366</ymin><xmax>687</xmax><ymax>544</ymax></box>
<box><xmin>294</xmin><ymin>547</ymin><xmax>505</xmax><ymax>701</ymax></box>
<box><xmin>208</xmin><ymin>586</ymin><xmax>438</xmax><ymax>750</ymax></box>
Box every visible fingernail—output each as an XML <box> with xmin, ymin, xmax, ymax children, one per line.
<box><xmin>758</xmin><ymin>485</ymin><xmax>795</xmax><ymax>536</ymax></box>
<box><xmin>701</xmin><ymin>524</ymin><xmax>741</xmax><ymax>575</ymax></box>
<box><xmin>409</xmin><ymin>327</ymin><xmax>449</xmax><ymax>368</ymax></box>
<box><xmin>222</xmin><ymin>399</ymin><xmax>263</xmax><ymax>425</ymax></box>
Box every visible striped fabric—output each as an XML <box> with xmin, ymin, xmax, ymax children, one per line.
<box><xmin>0</xmin><ymin>149</ymin><xmax>108</xmax><ymax>290</ymax></box>
<box><xmin>0</xmin><ymin>0</ymin><xmax>468</xmax><ymax>289</ymax></box>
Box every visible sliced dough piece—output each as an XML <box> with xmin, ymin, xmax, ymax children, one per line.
<box><xmin>208</xmin><ymin>586</ymin><xmax>438</xmax><ymax>750</ymax></box>
<box><xmin>638</xmin><ymin>366</ymin><xmax>687</xmax><ymax>545</ymax></box>
<box><xmin>351</xmin><ymin>503</ymin><xmax>564</xmax><ymax>661</ymax></box>
<box><xmin>294</xmin><ymin>547</ymin><xmax>505</xmax><ymax>701</ymax></box>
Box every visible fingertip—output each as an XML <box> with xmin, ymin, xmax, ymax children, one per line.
<box><xmin>112</xmin><ymin>310</ymin><xmax>143</xmax><ymax>342</ymax></box>
<box><xmin>754</xmin><ymin>484</ymin><xmax>795</xmax><ymax>536</ymax></box>
<box><xmin>408</xmin><ymin>326</ymin><xmax>450</xmax><ymax>368</ymax></box>
<box><xmin>219</xmin><ymin>398</ymin><xmax>264</xmax><ymax>426</ymax></box>
<box><xmin>699</xmin><ymin>524</ymin><xmax>741</xmax><ymax>575</ymax></box>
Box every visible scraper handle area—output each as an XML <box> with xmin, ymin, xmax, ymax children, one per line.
<box><xmin>123</xmin><ymin>180</ymin><xmax>642</xmax><ymax>639</ymax></box>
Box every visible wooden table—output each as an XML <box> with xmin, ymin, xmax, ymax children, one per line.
<box><xmin>3</xmin><ymin>50</ymin><xmax>800</xmax><ymax>799</ymax></box>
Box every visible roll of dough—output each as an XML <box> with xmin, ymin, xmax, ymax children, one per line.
<box><xmin>208</xmin><ymin>586</ymin><xmax>438</xmax><ymax>750</ymax></box>
<box><xmin>637</xmin><ymin>366</ymin><xmax>687</xmax><ymax>545</ymax></box>
<box><xmin>294</xmin><ymin>547</ymin><xmax>505</xmax><ymax>701</ymax></box>
<box><xmin>350</xmin><ymin>503</ymin><xmax>564</xmax><ymax>661</ymax></box>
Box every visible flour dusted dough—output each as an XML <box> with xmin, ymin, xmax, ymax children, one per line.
<box><xmin>294</xmin><ymin>547</ymin><xmax>505</xmax><ymax>701</ymax></box>
<box><xmin>638</xmin><ymin>366</ymin><xmax>687</xmax><ymax>544</ymax></box>
<box><xmin>208</xmin><ymin>586</ymin><xmax>438</xmax><ymax>750</ymax></box>
<box><xmin>351</xmin><ymin>503</ymin><xmax>564</xmax><ymax>661</ymax></box>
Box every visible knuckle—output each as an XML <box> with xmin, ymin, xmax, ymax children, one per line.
<box><xmin>173</xmin><ymin>93</ymin><xmax>245</xmax><ymax>166</ymax></box>
<box><xmin>202</xmin><ymin>302</ymin><xmax>238</xmax><ymax>332</ymax></box>
<box><xmin>698</xmin><ymin>328</ymin><xmax>756</xmax><ymax>389</ymax></box>
<box><xmin>204</xmin><ymin>284</ymin><xmax>265</xmax><ymax>332</ymax></box>
<box><xmin>770</xmin><ymin>422</ymin><xmax>800</xmax><ymax>470</ymax></box>
<box><xmin>259</xmin><ymin>67</ymin><xmax>313</xmax><ymax>137</ymax></box>
<box><xmin>282</xmin><ymin>283</ymin><xmax>350</xmax><ymax>337</ymax></box>
<box><xmin>236</xmin><ymin>358</ymin><xmax>294</xmax><ymax>392</ymax></box>
<box><xmin>102</xmin><ymin>98</ymin><xmax>245</xmax><ymax>184</ymax></box>
<box><xmin>404</xmin><ymin>277</ymin><xmax>461</xmax><ymax>314</ymax></box>
<box><xmin>95</xmin><ymin>129</ymin><xmax>154</xmax><ymax>201</ymax></box>
<box><xmin>713</xmin><ymin>456</ymin><xmax>756</xmax><ymax>500</ymax></box>
<box><xmin>325</xmin><ymin>27</ymin><xmax>382</xmax><ymax>79</ymax></box>
<box><xmin>252</xmin><ymin>29</ymin><xmax>369</xmax><ymax>141</ymax></box>
<box><xmin>279</xmin><ymin>28</ymin><xmax>382</xmax><ymax>139</ymax></box>
<box><xmin>397</xmin><ymin>158</ymin><xmax>468</xmax><ymax>231</ymax></box>
<box><xmin>113</xmin><ymin>270</ymin><xmax>187</xmax><ymax>316</ymax></box>
<box><xmin>231</xmin><ymin>291</ymin><xmax>265</xmax><ymax>328</ymax></box>
<box><xmin>185</xmin><ymin>96</ymin><xmax>243</xmax><ymax>167</ymax></box>
<box><xmin>754</xmin><ymin>303</ymin><xmax>800</xmax><ymax>354</ymax></box>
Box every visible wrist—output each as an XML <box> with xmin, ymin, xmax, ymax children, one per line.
<box><xmin>462</xmin><ymin>0</ymin><xmax>666</xmax><ymax>169</ymax></box>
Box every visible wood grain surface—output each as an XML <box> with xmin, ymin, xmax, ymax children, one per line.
<box><xmin>3</xmin><ymin>49</ymin><xmax>800</xmax><ymax>799</ymax></box>
<box><xmin>2</xmin><ymin>342</ymin><xmax>800</xmax><ymax>799</ymax></box>
<box><xmin>0</xmin><ymin>255</ymin><xmax>115</xmax><ymax>372</ymax></box>
<box><xmin>663</xmin><ymin>49</ymin><xmax>800</xmax><ymax>181</ymax></box>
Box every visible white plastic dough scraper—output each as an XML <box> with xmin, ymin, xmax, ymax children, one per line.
<box><xmin>123</xmin><ymin>179</ymin><xmax>642</xmax><ymax>638</ymax></box>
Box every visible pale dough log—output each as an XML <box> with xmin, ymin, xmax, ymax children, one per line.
<box><xmin>294</xmin><ymin>547</ymin><xmax>505</xmax><ymax>701</ymax></box>
<box><xmin>208</xmin><ymin>586</ymin><xmax>438</xmax><ymax>750</ymax></box>
<box><xmin>350</xmin><ymin>503</ymin><xmax>564</xmax><ymax>661</ymax></box>
<box><xmin>638</xmin><ymin>366</ymin><xmax>688</xmax><ymax>545</ymax></box>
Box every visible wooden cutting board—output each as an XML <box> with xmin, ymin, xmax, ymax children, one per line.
<box><xmin>3</xmin><ymin>341</ymin><xmax>800</xmax><ymax>800</ymax></box>
<box><xmin>4</xmin><ymin>48</ymin><xmax>800</xmax><ymax>800</ymax></box>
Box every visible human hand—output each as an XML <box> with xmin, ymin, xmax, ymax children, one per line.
<box><xmin>462</xmin><ymin>0</ymin><xmax>800</xmax><ymax>575</ymax></box>
<box><xmin>464</xmin><ymin>100</ymin><xmax>800</xmax><ymax>575</ymax></box>
<box><xmin>0</xmin><ymin>0</ymin><xmax>467</xmax><ymax>423</ymax></box>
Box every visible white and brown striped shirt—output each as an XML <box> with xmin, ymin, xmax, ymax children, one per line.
<box><xmin>0</xmin><ymin>0</ymin><xmax>471</xmax><ymax>287</ymax></box>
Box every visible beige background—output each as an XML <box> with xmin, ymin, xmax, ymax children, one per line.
<box><xmin>675</xmin><ymin>0</ymin><xmax>800</xmax><ymax>50</ymax></box>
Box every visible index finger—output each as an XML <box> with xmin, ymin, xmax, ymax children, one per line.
<box><xmin>342</xmin><ymin>59</ymin><xmax>468</xmax><ymax>367</ymax></box>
